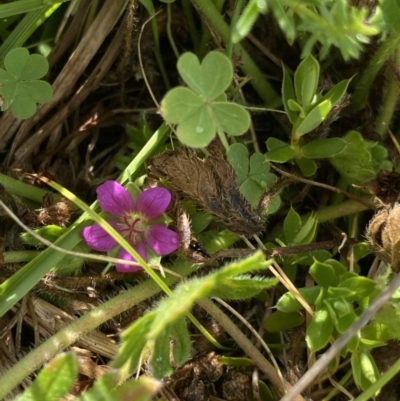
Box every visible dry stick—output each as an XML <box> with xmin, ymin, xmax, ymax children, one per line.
<box><xmin>270</xmin><ymin>164</ymin><xmax>376</xmax><ymax>210</ymax></box>
<box><xmin>280</xmin><ymin>272</ymin><xmax>400</xmax><ymax>401</ymax></box>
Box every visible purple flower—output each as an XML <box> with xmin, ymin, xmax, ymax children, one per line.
<box><xmin>81</xmin><ymin>180</ymin><xmax>180</xmax><ymax>272</ymax></box>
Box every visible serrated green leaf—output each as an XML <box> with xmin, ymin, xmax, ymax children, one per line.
<box><xmin>177</xmin><ymin>51</ymin><xmax>232</xmax><ymax>100</ymax></box>
<box><xmin>282</xmin><ymin>67</ymin><xmax>297</xmax><ymax>123</ymax></box>
<box><xmin>170</xmin><ymin>316</ymin><xmax>192</xmax><ymax>365</ymax></box>
<box><xmin>263</xmin><ymin>311</ymin><xmax>304</xmax><ymax>332</ymax></box>
<box><xmin>294</xmin><ymin>54</ymin><xmax>320</xmax><ymax>109</ymax></box>
<box><xmin>301</xmin><ymin>138</ymin><xmax>347</xmax><ymax>159</ymax></box>
<box><xmin>265</xmin><ymin>144</ymin><xmax>295</xmax><ymax>162</ymax></box>
<box><xmin>296</xmin><ymin>99</ymin><xmax>331</xmax><ymax>136</ymax></box>
<box><xmin>276</xmin><ymin>286</ymin><xmax>321</xmax><ymax>312</ymax></box>
<box><xmin>113</xmin><ymin>311</ymin><xmax>156</xmax><ymax>371</ymax></box>
<box><xmin>209</xmin><ymin>276</ymin><xmax>278</xmax><ymax>299</ymax></box>
<box><xmin>152</xmin><ymin>327</ymin><xmax>172</xmax><ymax>379</ymax></box>
<box><xmin>306</xmin><ymin>307</ymin><xmax>333</xmax><ymax>352</ymax></box>
<box><xmin>212</xmin><ymin>102</ymin><xmax>250</xmax><ymax>136</ymax></box>
<box><xmin>310</xmin><ymin>260</ymin><xmax>338</xmax><ymax>287</ymax></box>
<box><xmin>283</xmin><ymin>207</ymin><xmax>302</xmax><ymax>245</ymax></box>
<box><xmin>15</xmin><ymin>353</ymin><xmax>77</xmax><ymax>401</ymax></box>
<box><xmin>329</xmin><ymin>130</ymin><xmax>392</xmax><ymax>184</ymax></box>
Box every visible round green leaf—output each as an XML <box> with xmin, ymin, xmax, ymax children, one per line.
<box><xmin>301</xmin><ymin>138</ymin><xmax>347</xmax><ymax>159</ymax></box>
<box><xmin>211</xmin><ymin>102</ymin><xmax>250</xmax><ymax>136</ymax></box>
<box><xmin>161</xmin><ymin>87</ymin><xmax>203</xmax><ymax>123</ymax></box>
<box><xmin>4</xmin><ymin>47</ymin><xmax>29</xmax><ymax>79</ymax></box>
<box><xmin>310</xmin><ymin>260</ymin><xmax>338</xmax><ymax>287</ymax></box>
<box><xmin>175</xmin><ymin>106</ymin><xmax>215</xmax><ymax>148</ymax></box>
<box><xmin>177</xmin><ymin>51</ymin><xmax>232</xmax><ymax>100</ymax></box>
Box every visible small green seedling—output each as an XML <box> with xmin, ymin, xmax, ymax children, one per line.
<box><xmin>266</xmin><ymin>55</ymin><xmax>350</xmax><ymax>176</ymax></box>
<box><xmin>161</xmin><ymin>51</ymin><xmax>250</xmax><ymax>149</ymax></box>
<box><xmin>0</xmin><ymin>47</ymin><xmax>52</xmax><ymax>119</ymax></box>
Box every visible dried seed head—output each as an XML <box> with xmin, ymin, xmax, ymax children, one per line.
<box><xmin>364</xmin><ymin>170</ymin><xmax>400</xmax><ymax>206</ymax></box>
<box><xmin>148</xmin><ymin>148</ymin><xmax>265</xmax><ymax>236</ymax></box>
<box><xmin>367</xmin><ymin>204</ymin><xmax>400</xmax><ymax>272</ymax></box>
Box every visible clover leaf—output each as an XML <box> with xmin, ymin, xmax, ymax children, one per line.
<box><xmin>161</xmin><ymin>51</ymin><xmax>250</xmax><ymax>148</ymax></box>
<box><xmin>227</xmin><ymin>143</ymin><xmax>280</xmax><ymax>213</ymax></box>
<box><xmin>0</xmin><ymin>47</ymin><xmax>52</xmax><ymax>119</ymax></box>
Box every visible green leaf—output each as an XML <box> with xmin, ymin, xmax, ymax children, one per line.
<box><xmin>266</xmin><ymin>136</ymin><xmax>288</xmax><ymax>151</ymax></box>
<box><xmin>232</xmin><ymin>0</ymin><xmax>268</xmax><ymax>43</ymax></box>
<box><xmin>338</xmin><ymin>276</ymin><xmax>376</xmax><ymax>301</ymax></box>
<box><xmin>227</xmin><ymin>144</ymin><xmax>278</xmax><ymax>209</ymax></box>
<box><xmin>212</xmin><ymin>102</ymin><xmax>251</xmax><ymax>136</ymax></box>
<box><xmin>78</xmin><ymin>372</ymin><xmax>161</xmax><ymax>401</ymax></box>
<box><xmin>161</xmin><ymin>52</ymin><xmax>250</xmax><ymax>148</ymax></box>
<box><xmin>276</xmin><ymin>286</ymin><xmax>321</xmax><ymax>313</ymax></box>
<box><xmin>170</xmin><ymin>316</ymin><xmax>192</xmax><ymax>365</ymax></box>
<box><xmin>152</xmin><ymin>327</ymin><xmax>173</xmax><ymax>378</ymax></box>
<box><xmin>177</xmin><ymin>51</ymin><xmax>232</xmax><ymax>100</ymax></box>
<box><xmin>301</xmin><ymin>138</ymin><xmax>347</xmax><ymax>159</ymax></box>
<box><xmin>321</xmin><ymin>78</ymin><xmax>352</xmax><ymax>107</ymax></box>
<box><xmin>0</xmin><ymin>48</ymin><xmax>52</xmax><ymax>119</ymax></box>
<box><xmin>294</xmin><ymin>55</ymin><xmax>320</xmax><ymax>109</ymax></box>
<box><xmin>306</xmin><ymin>307</ymin><xmax>333</xmax><ymax>352</ymax></box>
<box><xmin>268</xmin><ymin>0</ymin><xmax>296</xmax><ymax>44</ymax></box>
<box><xmin>15</xmin><ymin>353</ymin><xmax>77</xmax><ymax>401</ymax></box>
<box><xmin>296</xmin><ymin>157</ymin><xmax>317</xmax><ymax>177</ymax></box>
<box><xmin>330</xmin><ymin>130</ymin><xmax>392</xmax><ymax>184</ymax></box>
<box><xmin>283</xmin><ymin>207</ymin><xmax>302</xmax><ymax>245</ymax></box>
<box><xmin>226</xmin><ymin>143</ymin><xmax>249</xmax><ymax>182</ymax></box>
<box><xmin>287</xmin><ymin>98</ymin><xmax>306</xmax><ymax>117</ymax></box>
<box><xmin>282</xmin><ymin>67</ymin><xmax>297</xmax><ymax>123</ymax></box>
<box><xmin>310</xmin><ymin>260</ymin><xmax>338</xmax><ymax>287</ymax></box>
<box><xmin>296</xmin><ymin>99</ymin><xmax>332</xmax><ymax>136</ymax></box>
<box><xmin>209</xmin><ymin>276</ymin><xmax>278</xmax><ymax>299</ymax></box>
<box><xmin>20</xmin><ymin>225</ymin><xmax>66</xmax><ymax>246</ymax></box>
<box><xmin>379</xmin><ymin>0</ymin><xmax>400</xmax><ymax>34</ymax></box>
<box><xmin>263</xmin><ymin>311</ymin><xmax>304</xmax><ymax>332</ymax></box>
<box><xmin>265</xmin><ymin>144</ymin><xmax>295</xmax><ymax>163</ymax></box>
<box><xmin>293</xmin><ymin>214</ymin><xmax>318</xmax><ymax>244</ymax></box>
<box><xmin>358</xmin><ymin>350</ymin><xmax>380</xmax><ymax>389</ymax></box>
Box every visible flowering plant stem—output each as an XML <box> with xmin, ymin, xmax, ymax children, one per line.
<box><xmin>0</xmin><ymin>261</ymin><xmax>198</xmax><ymax>399</ymax></box>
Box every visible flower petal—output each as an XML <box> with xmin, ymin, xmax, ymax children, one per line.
<box><xmin>146</xmin><ymin>225</ymin><xmax>180</xmax><ymax>255</ymax></box>
<box><xmin>137</xmin><ymin>187</ymin><xmax>171</xmax><ymax>220</ymax></box>
<box><xmin>115</xmin><ymin>242</ymin><xmax>147</xmax><ymax>272</ymax></box>
<box><xmin>81</xmin><ymin>221</ymin><xmax>120</xmax><ymax>251</ymax></box>
<box><xmin>97</xmin><ymin>180</ymin><xmax>135</xmax><ymax>216</ymax></box>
